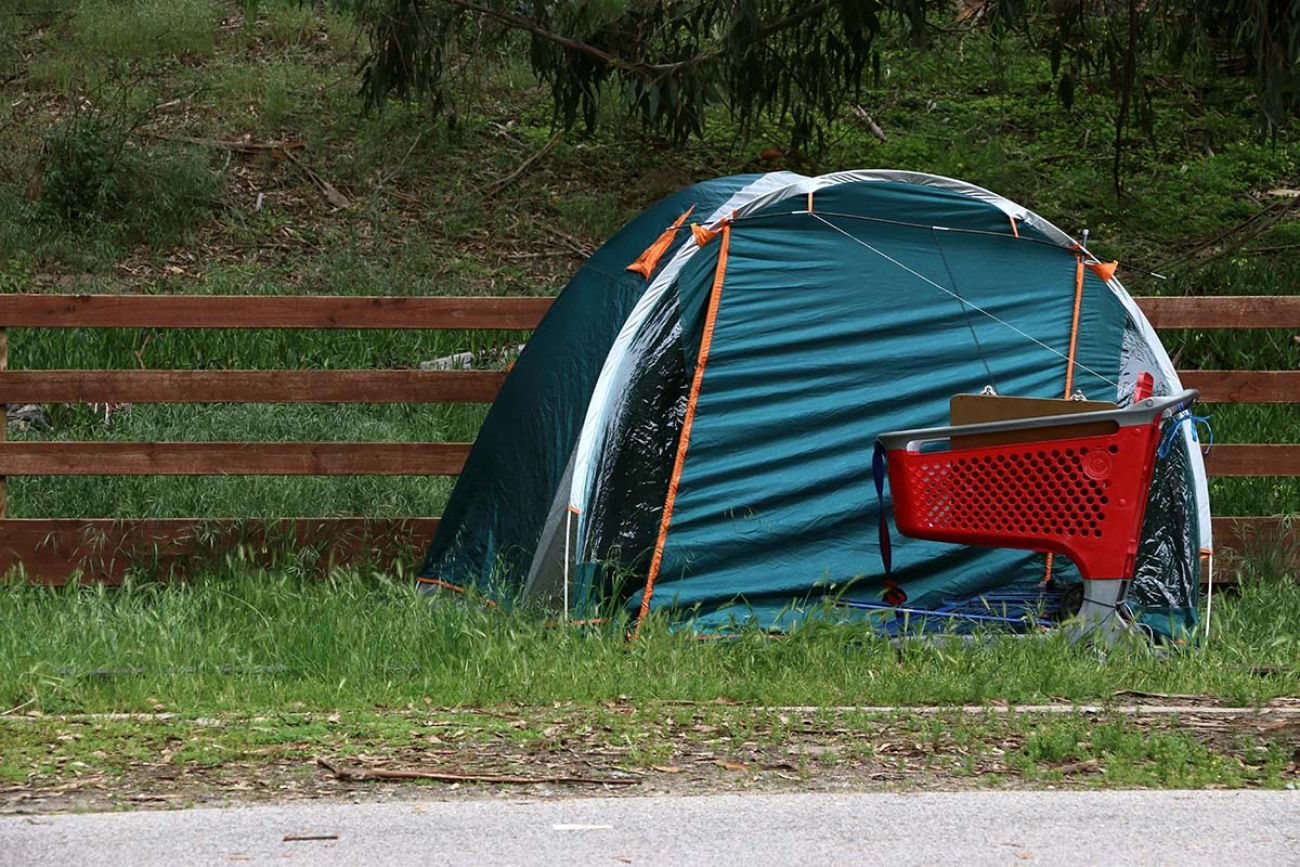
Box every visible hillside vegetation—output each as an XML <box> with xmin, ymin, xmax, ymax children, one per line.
<box><xmin>0</xmin><ymin>0</ymin><xmax>1296</xmax><ymax>520</ymax></box>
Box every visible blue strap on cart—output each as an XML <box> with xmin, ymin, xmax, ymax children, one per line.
<box><xmin>872</xmin><ymin>441</ymin><xmax>892</xmax><ymax>576</ymax></box>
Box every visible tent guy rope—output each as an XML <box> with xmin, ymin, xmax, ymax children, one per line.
<box><xmin>807</xmin><ymin>211</ymin><xmax>1123</xmax><ymax>393</ymax></box>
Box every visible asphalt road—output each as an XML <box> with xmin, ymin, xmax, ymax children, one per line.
<box><xmin>3</xmin><ymin>789</ymin><xmax>1298</xmax><ymax>866</ymax></box>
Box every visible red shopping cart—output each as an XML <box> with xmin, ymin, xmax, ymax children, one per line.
<box><xmin>875</xmin><ymin>388</ymin><xmax>1199</xmax><ymax>641</ymax></box>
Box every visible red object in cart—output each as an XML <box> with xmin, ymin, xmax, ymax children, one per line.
<box><xmin>876</xmin><ymin>389</ymin><xmax>1199</xmax><ymax>640</ymax></box>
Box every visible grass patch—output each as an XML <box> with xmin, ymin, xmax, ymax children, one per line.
<box><xmin>74</xmin><ymin>0</ymin><xmax>219</xmax><ymax>61</ymax></box>
<box><xmin>0</xmin><ymin>704</ymin><xmax>1292</xmax><ymax>808</ymax></box>
<box><xmin>0</xmin><ymin>566</ymin><xmax>1295</xmax><ymax>716</ymax></box>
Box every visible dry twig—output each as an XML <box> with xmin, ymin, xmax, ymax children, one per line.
<box><xmin>482</xmin><ymin>131</ymin><xmax>561</xmax><ymax>198</ymax></box>
<box><xmin>315</xmin><ymin>757</ymin><xmax>638</xmax><ymax>786</ymax></box>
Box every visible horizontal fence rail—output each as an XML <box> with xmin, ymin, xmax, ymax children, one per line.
<box><xmin>0</xmin><ymin>443</ymin><xmax>471</xmax><ymax>476</ymax></box>
<box><xmin>0</xmin><ymin>293</ymin><xmax>1294</xmax><ymax>585</ymax></box>
<box><xmin>0</xmin><ymin>369</ymin><xmax>1295</xmax><ymax>407</ymax></box>
<box><xmin>4</xmin><ymin>293</ymin><xmax>1300</xmax><ymax>330</ymax></box>
<box><xmin>1135</xmin><ymin>295</ymin><xmax>1300</xmax><ymax>329</ymax></box>
<box><xmin>0</xmin><ymin>442</ymin><xmax>1286</xmax><ymax>479</ymax></box>
<box><xmin>0</xmin><ymin>517</ymin><xmax>441</xmax><ymax>585</ymax></box>
<box><xmin>0</xmin><ymin>294</ymin><xmax>555</xmax><ymax>330</ymax></box>
<box><xmin>0</xmin><ymin>516</ymin><xmax>1279</xmax><ymax>586</ymax></box>
<box><xmin>1200</xmin><ymin>445</ymin><xmax>1300</xmax><ymax>478</ymax></box>
<box><xmin>0</xmin><ymin>370</ymin><xmax>507</xmax><ymax>404</ymax></box>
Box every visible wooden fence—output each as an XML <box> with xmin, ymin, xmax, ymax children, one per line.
<box><xmin>0</xmin><ymin>293</ymin><xmax>1296</xmax><ymax>585</ymax></box>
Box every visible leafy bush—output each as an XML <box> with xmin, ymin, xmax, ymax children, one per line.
<box><xmin>38</xmin><ymin>120</ymin><xmax>123</xmax><ymax>223</ymax></box>
<box><xmin>37</xmin><ymin>118</ymin><xmax>221</xmax><ymax>248</ymax></box>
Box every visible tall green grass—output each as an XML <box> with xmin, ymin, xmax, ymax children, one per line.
<box><xmin>1</xmin><ymin>563</ymin><xmax>1295</xmax><ymax>715</ymax></box>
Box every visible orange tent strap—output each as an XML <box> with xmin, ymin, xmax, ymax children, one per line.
<box><xmin>1088</xmin><ymin>260</ymin><xmax>1118</xmax><ymax>282</ymax></box>
<box><xmin>1008</xmin><ymin>215</ymin><xmax>1020</xmax><ymax>238</ymax></box>
<box><xmin>626</xmin><ymin>205</ymin><xmax>695</xmax><ymax>279</ymax></box>
<box><xmin>691</xmin><ymin>223</ymin><xmax>719</xmax><ymax>247</ymax></box>
<box><xmin>1063</xmin><ymin>253</ymin><xmax>1085</xmax><ymax>399</ymax></box>
<box><xmin>635</xmin><ymin>222</ymin><xmax>731</xmax><ymax>635</ymax></box>
<box><xmin>415</xmin><ymin>576</ymin><xmax>498</xmax><ymax>607</ymax></box>
<box><xmin>416</xmin><ymin>577</ymin><xmax>464</xmax><ymax>592</ymax></box>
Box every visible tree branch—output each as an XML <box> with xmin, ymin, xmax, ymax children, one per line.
<box><xmin>438</xmin><ymin>0</ymin><xmax>834</xmax><ymax>80</ymax></box>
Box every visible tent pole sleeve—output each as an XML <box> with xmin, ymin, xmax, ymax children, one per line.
<box><xmin>634</xmin><ymin>222</ymin><xmax>732</xmax><ymax>635</ymax></box>
<box><xmin>563</xmin><ymin>508</ymin><xmax>572</xmax><ymax>621</ymax></box>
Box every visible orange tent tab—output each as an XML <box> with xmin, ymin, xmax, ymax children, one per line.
<box><xmin>626</xmin><ymin>205</ymin><xmax>695</xmax><ymax>278</ymax></box>
<box><xmin>691</xmin><ymin>223</ymin><xmax>719</xmax><ymax>247</ymax></box>
<box><xmin>1088</xmin><ymin>260</ymin><xmax>1119</xmax><ymax>282</ymax></box>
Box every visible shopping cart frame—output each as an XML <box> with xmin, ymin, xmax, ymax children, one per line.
<box><xmin>876</xmin><ymin>388</ymin><xmax>1199</xmax><ymax>641</ymax></box>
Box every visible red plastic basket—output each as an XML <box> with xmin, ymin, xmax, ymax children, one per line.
<box><xmin>877</xmin><ymin>390</ymin><xmax>1198</xmax><ymax>583</ymax></box>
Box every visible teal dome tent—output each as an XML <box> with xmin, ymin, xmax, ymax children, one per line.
<box><xmin>420</xmin><ymin>171</ymin><xmax>1211</xmax><ymax>639</ymax></box>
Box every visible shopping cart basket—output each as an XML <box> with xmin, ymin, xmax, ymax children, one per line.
<box><xmin>875</xmin><ymin>388</ymin><xmax>1199</xmax><ymax>641</ymax></box>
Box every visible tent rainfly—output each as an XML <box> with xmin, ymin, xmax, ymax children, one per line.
<box><xmin>419</xmin><ymin>171</ymin><xmax>1210</xmax><ymax>640</ymax></box>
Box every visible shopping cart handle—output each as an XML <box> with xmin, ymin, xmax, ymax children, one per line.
<box><xmin>877</xmin><ymin>388</ymin><xmax>1199</xmax><ymax>453</ymax></box>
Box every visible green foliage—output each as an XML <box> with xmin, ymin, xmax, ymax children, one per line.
<box><xmin>345</xmin><ymin>0</ymin><xmax>909</xmax><ymax>150</ymax></box>
<box><xmin>38</xmin><ymin>120</ymin><xmax>124</xmax><ymax>224</ymax></box>
<box><xmin>35</xmin><ymin>119</ymin><xmax>221</xmax><ymax>248</ymax></box>
<box><xmin>344</xmin><ymin>0</ymin><xmax>1300</xmax><ymax>166</ymax></box>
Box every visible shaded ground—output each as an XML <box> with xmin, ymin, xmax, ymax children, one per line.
<box><xmin>2</xmin><ymin>699</ymin><xmax>1297</xmax><ymax>814</ymax></box>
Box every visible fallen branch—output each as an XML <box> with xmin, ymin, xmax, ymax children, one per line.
<box><xmin>315</xmin><ymin>757</ymin><xmax>638</xmax><ymax>786</ymax></box>
<box><xmin>482</xmin><ymin>131</ymin><xmax>561</xmax><ymax>198</ymax></box>
<box><xmin>851</xmin><ymin>105</ymin><xmax>888</xmax><ymax>143</ymax></box>
<box><xmin>284</xmin><ymin>834</ymin><xmax>339</xmax><ymax>842</ymax></box>
<box><xmin>1110</xmin><ymin>689</ymin><xmax>1210</xmax><ymax>701</ymax></box>
<box><xmin>147</xmin><ymin>134</ymin><xmax>348</xmax><ymax>208</ymax></box>
<box><xmin>283</xmin><ymin>150</ymin><xmax>351</xmax><ymax>210</ymax></box>
<box><xmin>552</xmin><ymin>228</ymin><xmax>595</xmax><ymax>258</ymax></box>
<box><xmin>145</xmin><ymin>134</ymin><xmax>306</xmax><ymax>157</ymax></box>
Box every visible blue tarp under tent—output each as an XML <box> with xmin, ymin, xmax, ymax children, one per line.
<box><xmin>418</xmin><ymin>170</ymin><xmax>1211</xmax><ymax>640</ymax></box>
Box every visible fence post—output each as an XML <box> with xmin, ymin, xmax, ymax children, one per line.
<box><xmin>0</xmin><ymin>325</ymin><xmax>7</xmax><ymax>518</ymax></box>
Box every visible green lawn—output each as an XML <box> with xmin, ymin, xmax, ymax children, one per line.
<box><xmin>1</xmin><ymin>567</ymin><xmax>1296</xmax><ymax>803</ymax></box>
<box><xmin>1</xmin><ymin>564</ymin><xmax>1295</xmax><ymax>716</ymax></box>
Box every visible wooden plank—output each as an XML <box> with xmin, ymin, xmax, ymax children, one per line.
<box><xmin>0</xmin><ymin>370</ymin><xmax>506</xmax><ymax>404</ymax></box>
<box><xmin>1201</xmin><ymin>444</ymin><xmax>1300</xmax><ymax>477</ymax></box>
<box><xmin>0</xmin><ymin>517</ymin><xmax>440</xmax><ymax>585</ymax></box>
<box><xmin>0</xmin><ymin>443</ymin><xmax>1291</xmax><ymax>477</ymax></box>
<box><xmin>950</xmin><ymin>393</ymin><xmax>1117</xmax><ymax>448</ymax></box>
<box><xmin>0</xmin><ymin>327</ymin><xmax>6</xmax><ymax>519</ymax></box>
<box><xmin>2</xmin><ymin>294</ymin><xmax>1296</xmax><ymax>331</ymax></box>
<box><xmin>1176</xmin><ymin>370</ymin><xmax>1300</xmax><ymax>404</ymax></box>
<box><xmin>0</xmin><ymin>295</ymin><xmax>553</xmax><ymax>330</ymax></box>
<box><xmin>2</xmin><ymin>515</ymin><xmax>1287</xmax><ymax>586</ymax></box>
<box><xmin>1209</xmin><ymin>515</ymin><xmax>1297</xmax><ymax>582</ymax></box>
<box><xmin>1134</xmin><ymin>295</ymin><xmax>1300</xmax><ymax>329</ymax></box>
<box><xmin>1212</xmin><ymin>516</ymin><xmax>1291</xmax><ymax>551</ymax></box>
<box><xmin>2</xmin><ymin>368</ymin><xmax>1294</xmax><ymax>406</ymax></box>
<box><xmin>0</xmin><ymin>442</ymin><xmax>471</xmax><ymax>476</ymax></box>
